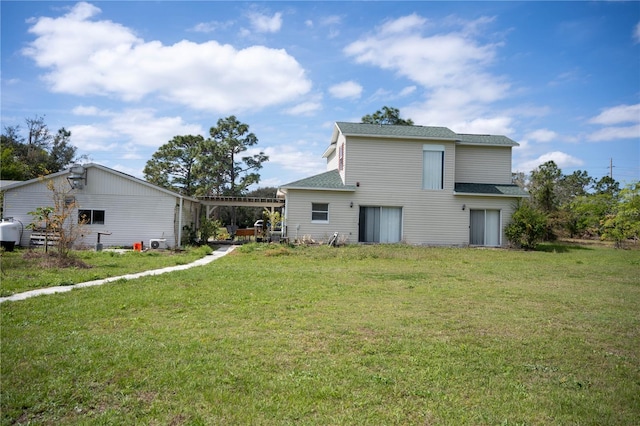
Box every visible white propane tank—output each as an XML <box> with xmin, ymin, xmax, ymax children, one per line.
<box><xmin>0</xmin><ymin>219</ymin><xmax>20</xmax><ymax>251</ymax></box>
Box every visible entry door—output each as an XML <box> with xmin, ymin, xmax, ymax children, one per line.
<box><xmin>470</xmin><ymin>209</ymin><xmax>500</xmax><ymax>246</ymax></box>
<box><xmin>359</xmin><ymin>207</ymin><xmax>402</xmax><ymax>243</ymax></box>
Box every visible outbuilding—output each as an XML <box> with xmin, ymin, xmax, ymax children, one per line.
<box><xmin>1</xmin><ymin>163</ymin><xmax>198</xmax><ymax>249</ymax></box>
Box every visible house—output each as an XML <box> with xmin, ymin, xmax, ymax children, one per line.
<box><xmin>1</xmin><ymin>163</ymin><xmax>199</xmax><ymax>249</ymax></box>
<box><xmin>278</xmin><ymin>122</ymin><xmax>528</xmax><ymax>247</ymax></box>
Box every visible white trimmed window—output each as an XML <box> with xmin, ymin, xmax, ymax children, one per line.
<box><xmin>79</xmin><ymin>209</ymin><xmax>105</xmax><ymax>225</ymax></box>
<box><xmin>422</xmin><ymin>144</ymin><xmax>445</xmax><ymax>190</ymax></box>
<box><xmin>311</xmin><ymin>203</ymin><xmax>329</xmax><ymax>222</ymax></box>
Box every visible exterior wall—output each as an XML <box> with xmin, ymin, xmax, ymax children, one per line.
<box><xmin>2</xmin><ymin>167</ymin><xmax>184</xmax><ymax>248</ymax></box>
<box><xmin>454</xmin><ymin>195</ymin><xmax>519</xmax><ymax>246</ymax></box>
<box><xmin>284</xmin><ymin>190</ymin><xmax>357</xmax><ymax>243</ymax></box>
<box><xmin>455</xmin><ymin>145</ymin><xmax>513</xmax><ymax>184</ymax></box>
<box><xmin>284</xmin><ymin>135</ymin><xmax>520</xmax><ymax>246</ymax></box>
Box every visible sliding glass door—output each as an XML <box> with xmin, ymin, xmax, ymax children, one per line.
<box><xmin>359</xmin><ymin>206</ymin><xmax>402</xmax><ymax>243</ymax></box>
<box><xmin>470</xmin><ymin>209</ymin><xmax>501</xmax><ymax>246</ymax></box>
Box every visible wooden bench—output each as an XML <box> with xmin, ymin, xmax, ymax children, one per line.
<box><xmin>30</xmin><ymin>230</ymin><xmax>61</xmax><ymax>247</ymax></box>
<box><xmin>234</xmin><ymin>228</ymin><xmax>256</xmax><ymax>241</ymax></box>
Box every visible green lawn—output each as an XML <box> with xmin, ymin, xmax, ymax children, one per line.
<box><xmin>0</xmin><ymin>245</ymin><xmax>213</xmax><ymax>297</ymax></box>
<box><xmin>1</xmin><ymin>243</ymin><xmax>639</xmax><ymax>425</ymax></box>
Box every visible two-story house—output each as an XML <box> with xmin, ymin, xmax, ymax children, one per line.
<box><xmin>278</xmin><ymin>122</ymin><xmax>528</xmax><ymax>246</ymax></box>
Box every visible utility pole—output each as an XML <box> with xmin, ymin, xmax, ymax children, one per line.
<box><xmin>609</xmin><ymin>158</ymin><xmax>613</xmax><ymax>179</ymax></box>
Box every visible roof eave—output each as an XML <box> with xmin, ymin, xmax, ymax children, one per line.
<box><xmin>279</xmin><ymin>185</ymin><xmax>356</xmax><ymax>192</ymax></box>
<box><xmin>453</xmin><ymin>191</ymin><xmax>529</xmax><ymax>198</ymax></box>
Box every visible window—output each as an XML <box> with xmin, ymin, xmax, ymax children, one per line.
<box><xmin>311</xmin><ymin>203</ymin><xmax>329</xmax><ymax>222</ymax></box>
<box><xmin>79</xmin><ymin>209</ymin><xmax>105</xmax><ymax>225</ymax></box>
<box><xmin>422</xmin><ymin>145</ymin><xmax>444</xmax><ymax>190</ymax></box>
<box><xmin>338</xmin><ymin>143</ymin><xmax>344</xmax><ymax>171</ymax></box>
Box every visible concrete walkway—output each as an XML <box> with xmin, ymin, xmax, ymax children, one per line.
<box><xmin>0</xmin><ymin>246</ymin><xmax>236</xmax><ymax>304</ymax></box>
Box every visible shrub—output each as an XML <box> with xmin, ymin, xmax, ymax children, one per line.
<box><xmin>505</xmin><ymin>201</ymin><xmax>548</xmax><ymax>250</ymax></box>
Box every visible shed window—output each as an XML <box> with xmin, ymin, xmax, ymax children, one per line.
<box><xmin>79</xmin><ymin>209</ymin><xmax>105</xmax><ymax>225</ymax></box>
<box><xmin>311</xmin><ymin>203</ymin><xmax>329</xmax><ymax>222</ymax></box>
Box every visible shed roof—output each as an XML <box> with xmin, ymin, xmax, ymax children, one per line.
<box><xmin>279</xmin><ymin>169</ymin><xmax>356</xmax><ymax>192</ymax></box>
<box><xmin>456</xmin><ymin>134</ymin><xmax>519</xmax><ymax>147</ymax></box>
<box><xmin>1</xmin><ymin>163</ymin><xmax>199</xmax><ymax>202</ymax></box>
<box><xmin>454</xmin><ymin>183</ymin><xmax>529</xmax><ymax>197</ymax></box>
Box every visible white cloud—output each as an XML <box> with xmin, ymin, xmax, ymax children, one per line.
<box><xmin>634</xmin><ymin>21</ymin><xmax>640</xmax><ymax>44</ymax></box>
<box><xmin>191</xmin><ymin>20</ymin><xmax>234</xmax><ymax>33</ymax></box>
<box><xmin>525</xmin><ymin>129</ymin><xmax>558</xmax><ymax>143</ymax></box>
<box><xmin>450</xmin><ymin>116</ymin><xmax>514</xmax><ymax>136</ymax></box>
<box><xmin>285</xmin><ymin>100</ymin><xmax>323</xmax><ymax>116</ymax></box>
<box><xmin>329</xmin><ymin>81</ymin><xmax>363</xmax><ymax>99</ymax></box>
<box><xmin>256</xmin><ymin>145</ymin><xmax>325</xmax><ymax>175</ymax></box>
<box><xmin>399</xmin><ymin>86</ymin><xmax>417</xmax><ymax>97</ymax></box>
<box><xmin>23</xmin><ymin>3</ymin><xmax>311</xmax><ymax>113</ymax></box>
<box><xmin>69</xmin><ymin>109</ymin><xmax>204</xmax><ymax>157</ymax></box>
<box><xmin>589</xmin><ymin>104</ymin><xmax>640</xmax><ymax>125</ymax></box>
<box><xmin>346</xmin><ymin>14</ymin><xmax>510</xmax><ymax>130</ymax></box>
<box><xmin>247</xmin><ymin>11</ymin><xmax>282</xmax><ymax>33</ymax></box>
<box><xmin>516</xmin><ymin>151</ymin><xmax>584</xmax><ymax>174</ymax></box>
<box><xmin>588</xmin><ymin>124</ymin><xmax>640</xmax><ymax>142</ymax></box>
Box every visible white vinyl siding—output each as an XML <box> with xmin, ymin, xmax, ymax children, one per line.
<box><xmin>422</xmin><ymin>145</ymin><xmax>445</xmax><ymax>190</ymax></box>
<box><xmin>455</xmin><ymin>145</ymin><xmax>513</xmax><ymax>184</ymax></box>
<box><xmin>1</xmin><ymin>166</ymin><xmax>198</xmax><ymax>248</ymax></box>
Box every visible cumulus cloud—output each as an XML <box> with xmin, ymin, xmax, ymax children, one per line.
<box><xmin>22</xmin><ymin>2</ymin><xmax>311</xmax><ymax>113</ymax></box>
<box><xmin>347</xmin><ymin>14</ymin><xmax>510</xmax><ymax>131</ymax></box>
<box><xmin>516</xmin><ymin>151</ymin><xmax>584</xmax><ymax>174</ymax></box>
<box><xmin>588</xmin><ymin>103</ymin><xmax>640</xmax><ymax>142</ymax></box>
<box><xmin>589</xmin><ymin>104</ymin><xmax>640</xmax><ymax>125</ymax></box>
<box><xmin>329</xmin><ymin>81</ymin><xmax>363</xmax><ymax>99</ymax></box>
<box><xmin>247</xmin><ymin>10</ymin><xmax>283</xmax><ymax>33</ymax></box>
<box><xmin>525</xmin><ymin>128</ymin><xmax>558</xmax><ymax>143</ymax></box>
<box><xmin>69</xmin><ymin>107</ymin><xmax>204</xmax><ymax>155</ymax></box>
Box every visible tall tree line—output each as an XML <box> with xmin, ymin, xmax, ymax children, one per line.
<box><xmin>1</xmin><ymin>116</ymin><xmax>80</xmax><ymax>180</ymax></box>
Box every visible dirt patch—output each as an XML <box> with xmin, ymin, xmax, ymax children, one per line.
<box><xmin>22</xmin><ymin>250</ymin><xmax>92</xmax><ymax>269</ymax></box>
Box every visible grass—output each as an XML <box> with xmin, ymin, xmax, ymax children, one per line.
<box><xmin>0</xmin><ymin>245</ymin><xmax>214</xmax><ymax>297</ymax></box>
<box><xmin>1</xmin><ymin>243</ymin><xmax>639</xmax><ymax>425</ymax></box>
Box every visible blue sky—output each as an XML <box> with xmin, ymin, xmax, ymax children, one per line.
<box><xmin>2</xmin><ymin>1</ymin><xmax>639</xmax><ymax>188</ymax></box>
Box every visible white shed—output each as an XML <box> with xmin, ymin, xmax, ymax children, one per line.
<box><xmin>1</xmin><ymin>163</ymin><xmax>199</xmax><ymax>249</ymax></box>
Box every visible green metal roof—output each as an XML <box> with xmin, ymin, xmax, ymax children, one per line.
<box><xmin>456</xmin><ymin>133</ymin><xmax>519</xmax><ymax>146</ymax></box>
<box><xmin>336</xmin><ymin>122</ymin><xmax>458</xmax><ymax>140</ymax></box>
<box><xmin>280</xmin><ymin>169</ymin><xmax>356</xmax><ymax>191</ymax></box>
<box><xmin>454</xmin><ymin>183</ymin><xmax>529</xmax><ymax>197</ymax></box>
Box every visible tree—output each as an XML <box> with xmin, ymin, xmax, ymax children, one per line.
<box><xmin>600</xmin><ymin>182</ymin><xmax>640</xmax><ymax>248</ymax></box>
<box><xmin>528</xmin><ymin>161</ymin><xmax>562</xmax><ymax>213</ymax></box>
<box><xmin>361</xmin><ymin>106</ymin><xmax>414</xmax><ymax>125</ymax></box>
<box><xmin>200</xmin><ymin>116</ymin><xmax>268</xmax><ymax>197</ymax></box>
<box><xmin>143</xmin><ymin>135</ymin><xmax>204</xmax><ymax>196</ymax></box>
<box><xmin>1</xmin><ymin>117</ymin><xmax>81</xmax><ymax>180</ymax></box>
<box><xmin>27</xmin><ymin>179</ymin><xmax>87</xmax><ymax>259</ymax></box>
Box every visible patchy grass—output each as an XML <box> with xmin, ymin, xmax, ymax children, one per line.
<box><xmin>0</xmin><ymin>245</ymin><xmax>214</xmax><ymax>296</ymax></box>
<box><xmin>1</xmin><ymin>243</ymin><xmax>639</xmax><ymax>425</ymax></box>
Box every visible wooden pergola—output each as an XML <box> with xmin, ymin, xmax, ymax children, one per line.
<box><xmin>198</xmin><ymin>196</ymin><xmax>285</xmax><ymax>219</ymax></box>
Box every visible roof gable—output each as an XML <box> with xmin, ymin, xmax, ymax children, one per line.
<box><xmin>336</xmin><ymin>122</ymin><xmax>458</xmax><ymax>140</ymax></box>
<box><xmin>280</xmin><ymin>170</ymin><xmax>356</xmax><ymax>191</ymax></box>
<box><xmin>1</xmin><ymin>163</ymin><xmax>198</xmax><ymax>202</ymax></box>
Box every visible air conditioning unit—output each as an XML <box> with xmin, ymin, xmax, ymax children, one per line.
<box><xmin>149</xmin><ymin>238</ymin><xmax>167</xmax><ymax>249</ymax></box>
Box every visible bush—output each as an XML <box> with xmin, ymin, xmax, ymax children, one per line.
<box><xmin>505</xmin><ymin>201</ymin><xmax>548</xmax><ymax>250</ymax></box>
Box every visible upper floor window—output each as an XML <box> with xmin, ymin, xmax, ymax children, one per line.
<box><xmin>311</xmin><ymin>203</ymin><xmax>329</xmax><ymax>222</ymax></box>
<box><xmin>79</xmin><ymin>209</ymin><xmax>105</xmax><ymax>225</ymax></box>
<box><xmin>338</xmin><ymin>143</ymin><xmax>344</xmax><ymax>171</ymax></box>
<box><xmin>422</xmin><ymin>145</ymin><xmax>445</xmax><ymax>190</ymax></box>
